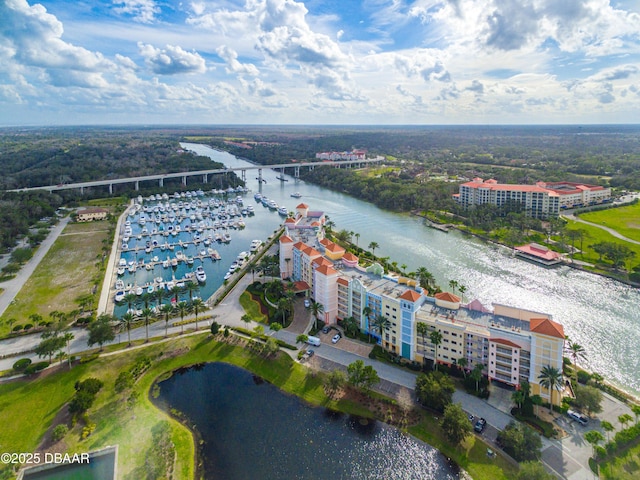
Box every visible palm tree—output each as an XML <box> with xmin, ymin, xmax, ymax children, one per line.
<box><xmin>416</xmin><ymin>322</ymin><xmax>429</xmax><ymax>360</ymax></box>
<box><xmin>121</xmin><ymin>312</ymin><xmax>135</xmax><ymax>346</ymax></box>
<box><xmin>530</xmin><ymin>394</ymin><xmax>543</xmax><ymax>418</ymax></box>
<box><xmin>170</xmin><ymin>284</ymin><xmax>183</xmax><ymax>304</ymax></box>
<box><xmin>457</xmin><ymin>357</ymin><xmax>468</xmax><ymax>378</ymax></box>
<box><xmin>63</xmin><ymin>331</ymin><xmax>74</xmax><ymax>368</ymax></box>
<box><xmin>368</xmin><ymin>241</ymin><xmax>379</xmax><ymax>258</ymax></box>
<box><xmin>140</xmin><ymin>292</ymin><xmax>154</xmax><ymax>310</ymax></box>
<box><xmin>354</xmin><ymin>233</ymin><xmax>360</xmax><ymax>247</ymax></box>
<box><xmin>458</xmin><ymin>285</ymin><xmax>467</xmax><ymax>303</ymax></box>
<box><xmin>140</xmin><ymin>307</ymin><xmax>154</xmax><ymax>343</ymax></box>
<box><xmin>277</xmin><ymin>297</ymin><xmax>290</xmax><ymax>325</ymax></box>
<box><xmin>470</xmin><ymin>363</ymin><xmax>485</xmax><ymax>392</ymax></box>
<box><xmin>123</xmin><ymin>292</ymin><xmax>138</xmax><ymax>313</ymax></box>
<box><xmin>619</xmin><ymin>413</ymin><xmax>633</xmax><ymax>430</ymax></box>
<box><xmin>174</xmin><ymin>301</ymin><xmax>191</xmax><ymax>334</ymax></box>
<box><xmin>512</xmin><ymin>389</ymin><xmax>525</xmax><ymax>410</ymax></box>
<box><xmin>191</xmin><ymin>297</ymin><xmax>206</xmax><ymax>331</ymax></box>
<box><xmin>632</xmin><ymin>404</ymin><xmax>640</xmax><ymax>424</ymax></box>
<box><xmin>371</xmin><ymin>314</ymin><xmax>391</xmax><ymax>347</ymax></box>
<box><xmin>159</xmin><ymin>304</ymin><xmax>173</xmax><ymax>337</ymax></box>
<box><xmin>362</xmin><ymin>306</ymin><xmax>372</xmax><ymax>340</ymax></box>
<box><xmin>600</xmin><ymin>420</ymin><xmax>614</xmax><ymax>442</ymax></box>
<box><xmin>309</xmin><ymin>301</ymin><xmax>324</xmax><ymax>330</ymax></box>
<box><xmin>429</xmin><ymin>330</ymin><xmax>443</xmax><ymax>370</ymax></box>
<box><xmin>567</xmin><ymin>342</ymin><xmax>586</xmax><ymax>372</ymax></box>
<box><xmin>154</xmin><ymin>287</ymin><xmax>166</xmax><ymax>307</ymax></box>
<box><xmin>241</xmin><ymin>314</ymin><xmax>252</xmax><ymax>329</ymax></box>
<box><xmin>584</xmin><ymin>430</ymin><xmax>604</xmax><ymax>459</ymax></box>
<box><xmin>185</xmin><ymin>280</ymin><xmax>199</xmax><ymax>302</ymax></box>
<box><xmin>538</xmin><ymin>365</ymin><xmax>564</xmax><ymax>414</ymax></box>
<box><xmin>448</xmin><ymin>280</ymin><xmax>459</xmax><ymax>294</ymax></box>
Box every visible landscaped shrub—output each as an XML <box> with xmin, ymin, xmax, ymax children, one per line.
<box><xmin>25</xmin><ymin>361</ymin><xmax>49</xmax><ymax>375</ymax></box>
<box><xmin>12</xmin><ymin>324</ymin><xmax>23</xmax><ymax>332</ymax></box>
<box><xmin>577</xmin><ymin>370</ymin><xmax>592</xmax><ymax>384</ymax></box>
<box><xmin>23</xmin><ymin>323</ymin><xmax>33</xmax><ymax>331</ymax></box>
<box><xmin>51</xmin><ymin>424</ymin><xmax>68</xmax><ymax>442</ymax></box>
<box><xmin>12</xmin><ymin>358</ymin><xmax>32</xmax><ymax>372</ymax></box>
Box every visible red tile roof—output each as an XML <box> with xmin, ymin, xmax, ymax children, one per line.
<box><xmin>435</xmin><ymin>292</ymin><xmax>461</xmax><ymax>303</ymax></box>
<box><xmin>296</xmin><ymin>203</ymin><xmax>308</xmax><ymax>209</ymax></box>
<box><xmin>342</xmin><ymin>252</ymin><xmax>358</xmax><ymax>262</ymax></box>
<box><xmin>293</xmin><ymin>281</ymin><xmax>310</xmax><ymax>291</ymax></box>
<box><xmin>399</xmin><ymin>290</ymin><xmax>421</xmax><ymax>302</ymax></box>
<box><xmin>515</xmin><ymin>244</ymin><xmax>561</xmax><ymax>261</ymax></box>
<box><xmin>337</xmin><ymin>277</ymin><xmax>349</xmax><ymax>286</ymax></box>
<box><xmin>319</xmin><ymin>238</ymin><xmax>331</xmax><ymax>246</ymax></box>
<box><xmin>530</xmin><ymin>318</ymin><xmax>565</xmax><ymax>339</ymax></box>
<box><xmin>315</xmin><ymin>264</ymin><xmax>338</xmax><ymax>276</ymax></box>
<box><xmin>492</xmin><ymin>338</ymin><xmax>521</xmax><ymax>349</ymax></box>
<box><xmin>325</xmin><ymin>242</ymin><xmax>345</xmax><ymax>253</ymax></box>
<box><xmin>284</xmin><ymin>217</ymin><xmax>296</xmax><ymax>224</ymax></box>
<box><xmin>279</xmin><ymin>235</ymin><xmax>293</xmax><ymax>243</ymax></box>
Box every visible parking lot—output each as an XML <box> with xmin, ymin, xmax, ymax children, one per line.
<box><xmin>316</xmin><ymin>327</ymin><xmax>374</xmax><ymax>357</ymax></box>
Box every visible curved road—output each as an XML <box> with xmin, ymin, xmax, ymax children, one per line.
<box><xmin>564</xmin><ymin>213</ymin><xmax>640</xmax><ymax>245</ymax></box>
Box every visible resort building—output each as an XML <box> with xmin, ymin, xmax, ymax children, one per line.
<box><xmin>76</xmin><ymin>207</ymin><xmax>108</xmax><ymax>222</ymax></box>
<box><xmin>315</xmin><ymin>150</ymin><xmax>366</xmax><ymax>161</ymax></box>
<box><xmin>455</xmin><ymin>178</ymin><xmax>611</xmax><ymax>217</ymax></box>
<box><xmin>279</xmin><ymin>203</ymin><xmax>566</xmax><ymax>404</ymax></box>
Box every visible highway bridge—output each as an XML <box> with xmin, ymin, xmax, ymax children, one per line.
<box><xmin>11</xmin><ymin>157</ymin><xmax>384</xmax><ymax>194</ymax></box>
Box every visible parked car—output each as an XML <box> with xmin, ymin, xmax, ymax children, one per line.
<box><xmin>331</xmin><ymin>334</ymin><xmax>341</xmax><ymax>344</ymax></box>
<box><xmin>304</xmin><ymin>299</ymin><xmax>311</xmax><ymax>308</ymax></box>
<box><xmin>567</xmin><ymin>409</ymin><xmax>588</xmax><ymax>425</ymax></box>
<box><xmin>474</xmin><ymin>418</ymin><xmax>486</xmax><ymax>433</ymax></box>
<box><xmin>322</xmin><ymin>326</ymin><xmax>331</xmax><ymax>334</ymax></box>
<box><xmin>306</xmin><ymin>349</ymin><xmax>314</xmax><ymax>358</ymax></box>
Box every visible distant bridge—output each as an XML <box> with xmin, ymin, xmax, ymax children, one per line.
<box><xmin>11</xmin><ymin>157</ymin><xmax>384</xmax><ymax>194</ymax></box>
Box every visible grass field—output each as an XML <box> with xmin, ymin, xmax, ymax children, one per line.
<box><xmin>0</xmin><ymin>333</ymin><xmax>518</xmax><ymax>480</ymax></box>
<box><xmin>565</xmin><ymin>220</ymin><xmax>640</xmax><ymax>271</ymax></box>
<box><xmin>578</xmin><ymin>203</ymin><xmax>640</xmax><ymax>243</ymax></box>
<box><xmin>599</xmin><ymin>442</ymin><xmax>640</xmax><ymax>479</ymax></box>
<box><xmin>0</xmin><ymin>220</ymin><xmax>110</xmax><ymax>336</ymax></box>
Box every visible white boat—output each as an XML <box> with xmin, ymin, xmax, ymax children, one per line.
<box><xmin>162</xmin><ymin>258</ymin><xmax>170</xmax><ymax>268</ymax></box>
<box><xmin>224</xmin><ymin>272</ymin><xmax>232</xmax><ymax>280</ymax></box>
<box><xmin>250</xmin><ymin>240</ymin><xmax>262</xmax><ymax>252</ymax></box>
<box><xmin>114</xmin><ymin>291</ymin><xmax>125</xmax><ymax>303</ymax></box>
<box><xmin>171</xmin><ymin>257</ymin><xmax>178</xmax><ymax>267</ymax></box>
<box><xmin>117</xmin><ymin>266</ymin><xmax>126</xmax><ymax>276</ymax></box>
<box><xmin>246</xmin><ymin>205</ymin><xmax>255</xmax><ymax>215</ymax></box>
<box><xmin>147</xmin><ymin>284</ymin><xmax>155</xmax><ymax>294</ymax></box>
<box><xmin>267</xmin><ymin>200</ymin><xmax>278</xmax><ymax>210</ymax></box>
<box><xmin>115</xmin><ymin>279</ymin><xmax>125</xmax><ymax>290</ymax></box>
<box><xmin>278</xmin><ymin>206</ymin><xmax>288</xmax><ymax>216</ymax></box>
<box><xmin>186</xmin><ymin>256</ymin><xmax>195</xmax><ymax>266</ymax></box>
<box><xmin>223</xmin><ymin>233</ymin><xmax>231</xmax><ymax>243</ymax></box>
<box><xmin>290</xmin><ymin>192</ymin><xmax>302</xmax><ymax>198</ymax></box>
<box><xmin>135</xmin><ymin>286</ymin><xmax>144</xmax><ymax>296</ymax></box>
<box><xmin>196</xmin><ymin>266</ymin><xmax>207</xmax><ymax>283</ymax></box>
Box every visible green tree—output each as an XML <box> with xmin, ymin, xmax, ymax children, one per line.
<box><xmin>512</xmin><ymin>390</ymin><xmax>526</xmax><ymax>410</ymax></box>
<box><xmin>516</xmin><ymin>461</ymin><xmax>555</xmax><ymax>480</ymax></box>
<box><xmin>210</xmin><ymin>321</ymin><xmax>220</xmax><ymax>335</ymax></box>
<box><xmin>159</xmin><ymin>304</ymin><xmax>174</xmax><ymax>337</ymax></box>
<box><xmin>262</xmin><ymin>337</ymin><xmax>279</xmax><ymax>357</ymax></box>
<box><xmin>296</xmin><ymin>334</ymin><xmax>308</xmax><ymax>348</ymax></box>
<box><xmin>457</xmin><ymin>357</ymin><xmax>468</xmax><ymax>378</ymax></box>
<box><xmin>190</xmin><ymin>297</ymin><xmax>206</xmax><ymax>331</ymax></box>
<box><xmin>87</xmin><ymin>314</ymin><xmax>115</xmax><ymax>351</ymax></box>
<box><xmin>618</xmin><ymin>413</ymin><xmax>633</xmax><ymax>429</ymax></box>
<box><xmin>63</xmin><ymin>331</ymin><xmax>74</xmax><ymax>368</ymax></box>
<box><xmin>241</xmin><ymin>314</ymin><xmax>252</xmax><ymax>329</ymax></box>
<box><xmin>440</xmin><ymin>403</ymin><xmax>472</xmax><ymax>447</ymax></box>
<box><xmin>497</xmin><ymin>421</ymin><xmax>542</xmax><ymax>462</ymax></box>
<box><xmin>538</xmin><ymin>365</ymin><xmax>564</xmax><ymax>414</ymax></box>
<box><xmin>429</xmin><ymin>329</ymin><xmax>443</xmax><ymax>370</ymax></box>
<box><xmin>470</xmin><ymin>363</ymin><xmax>485</xmax><ymax>392</ymax></box>
<box><xmin>140</xmin><ymin>307</ymin><xmax>154</xmax><ymax>343</ymax></box>
<box><xmin>120</xmin><ymin>312</ymin><xmax>135</xmax><ymax>346</ymax></box>
<box><xmin>309</xmin><ymin>301</ymin><xmax>324</xmax><ymax>330</ymax></box>
<box><xmin>600</xmin><ymin>420</ymin><xmax>614</xmax><ymax>442</ymax></box>
<box><xmin>530</xmin><ymin>394</ymin><xmax>544</xmax><ymax>418</ymax></box>
<box><xmin>368</xmin><ymin>241</ymin><xmax>379</xmax><ymax>258</ymax></box>
<box><xmin>371</xmin><ymin>314</ymin><xmax>391</xmax><ymax>347</ymax></box>
<box><xmin>35</xmin><ymin>334</ymin><xmax>65</xmax><ymax>364</ymax></box>
<box><xmin>573</xmin><ymin>384</ymin><xmax>603</xmax><ymax>416</ymax></box>
<box><xmin>174</xmin><ymin>301</ymin><xmax>190</xmax><ymax>334</ymax></box>
<box><xmin>632</xmin><ymin>404</ymin><xmax>640</xmax><ymax>424</ymax></box>
<box><xmin>416</xmin><ymin>322</ymin><xmax>429</xmax><ymax>361</ymax></box>
<box><xmin>415</xmin><ymin>371</ymin><xmax>455</xmax><ymax>413</ymax></box>
<box><xmin>51</xmin><ymin>424</ymin><xmax>68</xmax><ymax>443</ymax></box>
<box><xmin>346</xmin><ymin>360</ymin><xmax>380</xmax><ymax>392</ymax></box>
<box><xmin>567</xmin><ymin>342</ymin><xmax>586</xmax><ymax>372</ymax></box>
<box><xmin>324</xmin><ymin>370</ymin><xmax>346</xmax><ymax>400</ymax></box>
<box><xmin>584</xmin><ymin>430</ymin><xmax>604</xmax><ymax>458</ymax></box>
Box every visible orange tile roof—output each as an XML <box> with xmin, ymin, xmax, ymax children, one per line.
<box><xmin>293</xmin><ymin>281</ymin><xmax>310</xmax><ymax>291</ymax></box>
<box><xmin>337</xmin><ymin>277</ymin><xmax>349</xmax><ymax>286</ymax></box>
<box><xmin>435</xmin><ymin>292</ymin><xmax>461</xmax><ymax>303</ymax></box>
<box><xmin>399</xmin><ymin>290</ymin><xmax>421</xmax><ymax>302</ymax></box>
<box><xmin>296</xmin><ymin>203</ymin><xmax>308</xmax><ymax>208</ymax></box>
<box><xmin>315</xmin><ymin>264</ymin><xmax>338</xmax><ymax>276</ymax></box>
<box><xmin>325</xmin><ymin>242</ymin><xmax>345</xmax><ymax>253</ymax></box>
<box><xmin>319</xmin><ymin>238</ymin><xmax>331</xmax><ymax>246</ymax></box>
<box><xmin>312</xmin><ymin>257</ymin><xmax>332</xmax><ymax>268</ymax></box>
<box><xmin>492</xmin><ymin>338</ymin><xmax>521</xmax><ymax>349</ymax></box>
<box><xmin>293</xmin><ymin>241</ymin><xmax>306</xmax><ymax>249</ymax></box>
<box><xmin>530</xmin><ymin>318</ymin><xmax>565</xmax><ymax>339</ymax></box>
<box><xmin>342</xmin><ymin>252</ymin><xmax>358</xmax><ymax>261</ymax></box>
<box><xmin>284</xmin><ymin>217</ymin><xmax>296</xmax><ymax>224</ymax></box>
<box><xmin>279</xmin><ymin>235</ymin><xmax>293</xmax><ymax>243</ymax></box>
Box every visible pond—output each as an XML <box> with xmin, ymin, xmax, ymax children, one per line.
<box><xmin>156</xmin><ymin>362</ymin><xmax>465</xmax><ymax>480</ymax></box>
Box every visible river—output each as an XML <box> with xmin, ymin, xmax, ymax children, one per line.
<box><xmin>182</xmin><ymin>143</ymin><xmax>640</xmax><ymax>397</ymax></box>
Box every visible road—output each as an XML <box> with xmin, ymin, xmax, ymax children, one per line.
<box><xmin>0</xmin><ymin>216</ymin><xmax>71</xmax><ymax>318</ymax></box>
<box><xmin>564</xmin><ymin>213</ymin><xmax>640</xmax><ymax>246</ymax></box>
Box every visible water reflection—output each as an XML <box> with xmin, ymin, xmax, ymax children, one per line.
<box><xmin>157</xmin><ymin>363</ymin><xmax>464</xmax><ymax>480</ymax></box>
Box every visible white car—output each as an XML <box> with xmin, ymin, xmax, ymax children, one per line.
<box><xmin>331</xmin><ymin>334</ymin><xmax>341</xmax><ymax>344</ymax></box>
<box><xmin>304</xmin><ymin>299</ymin><xmax>311</xmax><ymax>308</ymax></box>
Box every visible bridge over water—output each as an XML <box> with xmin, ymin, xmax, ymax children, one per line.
<box><xmin>12</xmin><ymin>157</ymin><xmax>384</xmax><ymax>194</ymax></box>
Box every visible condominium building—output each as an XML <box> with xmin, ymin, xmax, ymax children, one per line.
<box><xmin>279</xmin><ymin>204</ymin><xmax>566</xmax><ymax>404</ymax></box>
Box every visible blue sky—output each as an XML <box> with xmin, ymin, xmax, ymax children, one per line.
<box><xmin>1</xmin><ymin>0</ymin><xmax>639</xmax><ymax>125</ymax></box>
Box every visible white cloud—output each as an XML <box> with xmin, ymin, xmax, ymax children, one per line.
<box><xmin>113</xmin><ymin>0</ymin><xmax>160</xmax><ymax>24</ymax></box>
<box><xmin>138</xmin><ymin>43</ymin><xmax>206</xmax><ymax>75</ymax></box>
<box><xmin>216</xmin><ymin>45</ymin><xmax>259</xmax><ymax>76</ymax></box>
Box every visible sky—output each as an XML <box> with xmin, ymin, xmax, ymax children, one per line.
<box><xmin>1</xmin><ymin>0</ymin><xmax>639</xmax><ymax>126</ymax></box>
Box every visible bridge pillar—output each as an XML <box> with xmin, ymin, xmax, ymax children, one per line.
<box><xmin>159</xmin><ymin>178</ymin><xmax>163</xmax><ymax>187</ymax></box>
<box><xmin>294</xmin><ymin>166</ymin><xmax>299</xmax><ymax>178</ymax></box>
<box><xmin>241</xmin><ymin>170</ymin><xmax>246</xmax><ymax>182</ymax></box>
<box><xmin>134</xmin><ymin>181</ymin><xmax>139</xmax><ymax>191</ymax></box>
<box><xmin>80</xmin><ymin>186</ymin><xmax>84</xmax><ymax>195</ymax></box>
<box><xmin>258</xmin><ymin>169</ymin><xmax>262</xmax><ymax>183</ymax></box>
<box><xmin>109</xmin><ymin>183</ymin><xmax>113</xmax><ymax>195</ymax></box>
<box><xmin>182</xmin><ymin>176</ymin><xmax>187</xmax><ymax>186</ymax></box>
<box><xmin>203</xmin><ymin>174</ymin><xmax>208</xmax><ymax>184</ymax></box>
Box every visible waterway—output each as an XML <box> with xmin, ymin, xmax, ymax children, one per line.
<box><xmin>157</xmin><ymin>362</ymin><xmax>464</xmax><ymax>480</ymax></box>
<box><xmin>182</xmin><ymin>142</ymin><xmax>640</xmax><ymax>397</ymax></box>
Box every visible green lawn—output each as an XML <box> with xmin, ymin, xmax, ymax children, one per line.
<box><xmin>578</xmin><ymin>203</ymin><xmax>640</xmax><ymax>243</ymax></box>
<box><xmin>0</xmin><ymin>221</ymin><xmax>109</xmax><ymax>336</ymax></box>
<box><xmin>599</xmin><ymin>441</ymin><xmax>640</xmax><ymax>479</ymax></box>
<box><xmin>565</xmin><ymin>220</ymin><xmax>640</xmax><ymax>271</ymax></box>
<box><xmin>0</xmin><ymin>333</ymin><xmax>519</xmax><ymax>480</ymax></box>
